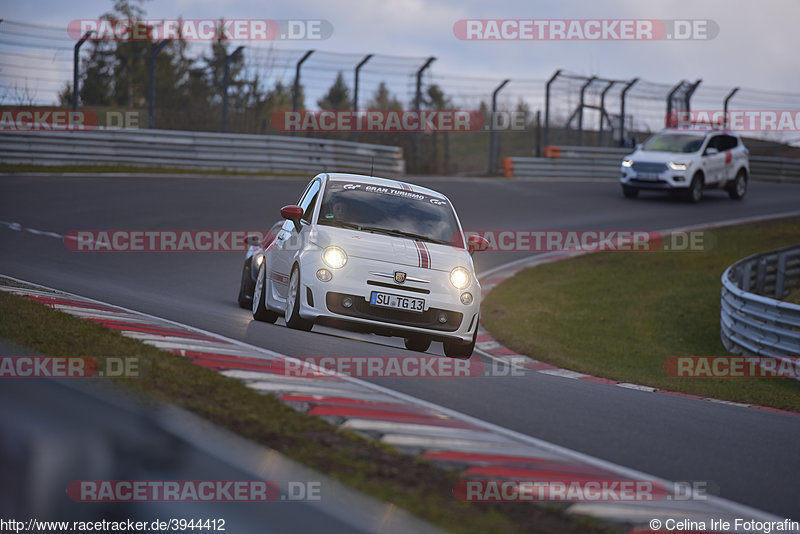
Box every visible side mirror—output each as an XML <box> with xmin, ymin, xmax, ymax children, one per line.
<box><xmin>705</xmin><ymin>147</ymin><xmax>719</xmax><ymax>156</ymax></box>
<box><xmin>281</xmin><ymin>205</ymin><xmax>304</xmax><ymax>233</ymax></box>
<box><xmin>467</xmin><ymin>234</ymin><xmax>490</xmax><ymax>254</ymax></box>
<box><xmin>246</xmin><ymin>234</ymin><xmax>261</xmax><ymax>247</ymax></box>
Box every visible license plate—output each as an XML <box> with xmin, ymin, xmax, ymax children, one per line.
<box><xmin>636</xmin><ymin>172</ymin><xmax>659</xmax><ymax>180</ymax></box>
<box><xmin>369</xmin><ymin>291</ymin><xmax>425</xmax><ymax>313</ymax></box>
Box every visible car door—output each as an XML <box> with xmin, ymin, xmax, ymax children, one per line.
<box><xmin>701</xmin><ymin>135</ymin><xmax>726</xmax><ymax>184</ymax></box>
<box><xmin>718</xmin><ymin>134</ymin><xmax>739</xmax><ymax>181</ymax></box>
<box><xmin>272</xmin><ymin>178</ymin><xmax>321</xmax><ymax>300</ymax></box>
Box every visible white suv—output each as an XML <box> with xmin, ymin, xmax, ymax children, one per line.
<box><xmin>620</xmin><ymin>128</ymin><xmax>749</xmax><ymax>202</ymax></box>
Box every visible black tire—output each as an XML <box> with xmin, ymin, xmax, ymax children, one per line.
<box><xmin>443</xmin><ymin>321</ymin><xmax>478</xmax><ymax>359</ymax></box>
<box><xmin>237</xmin><ymin>260</ymin><xmax>254</xmax><ymax>309</ymax></box>
<box><xmin>622</xmin><ymin>185</ymin><xmax>639</xmax><ymax>198</ymax></box>
<box><xmin>252</xmin><ymin>264</ymin><xmax>279</xmax><ymax>323</ymax></box>
<box><xmin>727</xmin><ymin>169</ymin><xmax>747</xmax><ymax>200</ymax></box>
<box><xmin>404</xmin><ymin>335</ymin><xmax>431</xmax><ymax>352</ymax></box>
<box><xmin>685</xmin><ymin>173</ymin><xmax>703</xmax><ymax>203</ymax></box>
<box><xmin>285</xmin><ymin>265</ymin><xmax>313</xmax><ymax>331</ymax></box>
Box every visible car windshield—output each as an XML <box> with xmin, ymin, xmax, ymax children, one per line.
<box><xmin>641</xmin><ymin>133</ymin><xmax>705</xmax><ymax>153</ymax></box>
<box><xmin>317</xmin><ymin>180</ymin><xmax>464</xmax><ymax>247</ymax></box>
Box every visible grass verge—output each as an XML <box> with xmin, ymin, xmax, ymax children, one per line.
<box><xmin>482</xmin><ymin>216</ymin><xmax>800</xmax><ymax>412</ymax></box>
<box><xmin>0</xmin><ymin>288</ymin><xmax>615</xmax><ymax>534</ymax></box>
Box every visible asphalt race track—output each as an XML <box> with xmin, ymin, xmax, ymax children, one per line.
<box><xmin>1</xmin><ymin>173</ymin><xmax>799</xmax><ymax>519</ymax></box>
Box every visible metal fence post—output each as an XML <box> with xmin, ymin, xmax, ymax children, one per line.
<box><xmin>352</xmin><ymin>54</ymin><xmax>373</xmax><ymax>142</ymax></box>
<box><xmin>723</xmin><ymin>88</ymin><xmax>739</xmax><ymax>128</ymax></box>
<box><xmin>222</xmin><ymin>46</ymin><xmax>244</xmax><ymax>133</ymax></box>
<box><xmin>577</xmin><ymin>76</ymin><xmax>596</xmax><ymax>146</ymax></box>
<box><xmin>72</xmin><ymin>31</ymin><xmax>93</xmax><ymax>112</ymax></box>
<box><xmin>291</xmin><ymin>50</ymin><xmax>314</xmax><ymax>136</ymax></box>
<box><xmin>413</xmin><ymin>57</ymin><xmax>436</xmax><ymax>172</ymax></box>
<box><xmin>488</xmin><ymin>79</ymin><xmax>510</xmax><ymax>175</ymax></box>
<box><xmin>148</xmin><ymin>39</ymin><xmax>171</xmax><ymax>129</ymax></box>
<box><xmin>619</xmin><ymin>78</ymin><xmax>638</xmax><ymax>147</ymax></box>
<box><xmin>543</xmin><ymin>70</ymin><xmax>561</xmax><ymax>148</ymax></box>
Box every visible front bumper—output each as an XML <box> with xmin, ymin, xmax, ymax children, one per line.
<box><xmin>295</xmin><ymin>253</ymin><xmax>480</xmax><ymax>343</ymax></box>
<box><xmin>620</xmin><ymin>166</ymin><xmax>691</xmax><ymax>190</ymax></box>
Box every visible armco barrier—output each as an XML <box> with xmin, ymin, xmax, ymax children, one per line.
<box><xmin>720</xmin><ymin>245</ymin><xmax>800</xmax><ymax>362</ymax></box>
<box><xmin>504</xmin><ymin>146</ymin><xmax>800</xmax><ymax>182</ymax></box>
<box><xmin>0</xmin><ymin>128</ymin><xmax>405</xmax><ymax>176</ymax></box>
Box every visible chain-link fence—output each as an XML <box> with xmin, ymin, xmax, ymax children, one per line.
<box><xmin>2</xmin><ymin>19</ymin><xmax>799</xmax><ymax>174</ymax></box>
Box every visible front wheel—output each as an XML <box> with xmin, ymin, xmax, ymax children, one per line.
<box><xmin>727</xmin><ymin>169</ymin><xmax>747</xmax><ymax>200</ymax></box>
<box><xmin>685</xmin><ymin>174</ymin><xmax>703</xmax><ymax>203</ymax></box>
<box><xmin>285</xmin><ymin>265</ymin><xmax>314</xmax><ymax>331</ymax></box>
<box><xmin>443</xmin><ymin>322</ymin><xmax>478</xmax><ymax>359</ymax></box>
<box><xmin>252</xmin><ymin>264</ymin><xmax>279</xmax><ymax>323</ymax></box>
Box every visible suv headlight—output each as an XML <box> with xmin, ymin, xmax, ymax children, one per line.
<box><xmin>450</xmin><ymin>267</ymin><xmax>470</xmax><ymax>290</ymax></box>
<box><xmin>322</xmin><ymin>246</ymin><xmax>347</xmax><ymax>269</ymax></box>
<box><xmin>622</xmin><ymin>159</ymin><xmax>633</xmax><ymax>168</ymax></box>
<box><xmin>668</xmin><ymin>162</ymin><xmax>688</xmax><ymax>171</ymax></box>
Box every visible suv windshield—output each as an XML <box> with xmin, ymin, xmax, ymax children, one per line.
<box><xmin>642</xmin><ymin>133</ymin><xmax>705</xmax><ymax>153</ymax></box>
<box><xmin>317</xmin><ymin>180</ymin><xmax>464</xmax><ymax>247</ymax></box>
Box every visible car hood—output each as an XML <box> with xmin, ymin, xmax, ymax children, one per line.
<box><xmin>309</xmin><ymin>226</ymin><xmax>468</xmax><ymax>272</ymax></box>
<box><xmin>627</xmin><ymin>150</ymin><xmax>698</xmax><ymax>163</ymax></box>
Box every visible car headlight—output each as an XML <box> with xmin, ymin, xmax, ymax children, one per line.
<box><xmin>322</xmin><ymin>246</ymin><xmax>347</xmax><ymax>269</ymax></box>
<box><xmin>450</xmin><ymin>267</ymin><xmax>470</xmax><ymax>290</ymax></box>
<box><xmin>668</xmin><ymin>162</ymin><xmax>688</xmax><ymax>171</ymax></box>
<box><xmin>622</xmin><ymin>159</ymin><xmax>633</xmax><ymax>168</ymax></box>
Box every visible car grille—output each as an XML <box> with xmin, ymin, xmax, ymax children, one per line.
<box><xmin>326</xmin><ymin>292</ymin><xmax>462</xmax><ymax>332</ymax></box>
<box><xmin>631</xmin><ymin>162</ymin><xmax>667</xmax><ymax>173</ymax></box>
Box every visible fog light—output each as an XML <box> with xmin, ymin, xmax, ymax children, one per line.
<box><xmin>460</xmin><ymin>292</ymin><xmax>473</xmax><ymax>305</ymax></box>
<box><xmin>437</xmin><ymin>311</ymin><xmax>448</xmax><ymax>324</ymax></box>
<box><xmin>316</xmin><ymin>268</ymin><xmax>332</xmax><ymax>282</ymax></box>
<box><xmin>342</xmin><ymin>296</ymin><xmax>354</xmax><ymax>308</ymax></box>
<box><xmin>674</xmin><ymin>175</ymin><xmax>685</xmax><ymax>182</ymax></box>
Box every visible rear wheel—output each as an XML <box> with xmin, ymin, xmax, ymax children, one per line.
<box><xmin>404</xmin><ymin>335</ymin><xmax>431</xmax><ymax>352</ymax></box>
<box><xmin>252</xmin><ymin>264</ymin><xmax>279</xmax><ymax>323</ymax></box>
<box><xmin>443</xmin><ymin>321</ymin><xmax>478</xmax><ymax>359</ymax></box>
<box><xmin>727</xmin><ymin>169</ymin><xmax>747</xmax><ymax>200</ymax></box>
<box><xmin>686</xmin><ymin>174</ymin><xmax>703</xmax><ymax>203</ymax></box>
<box><xmin>285</xmin><ymin>265</ymin><xmax>313</xmax><ymax>331</ymax></box>
<box><xmin>237</xmin><ymin>260</ymin><xmax>254</xmax><ymax>308</ymax></box>
<box><xmin>622</xmin><ymin>185</ymin><xmax>639</xmax><ymax>198</ymax></box>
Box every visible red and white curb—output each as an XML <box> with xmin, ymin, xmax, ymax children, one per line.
<box><xmin>0</xmin><ymin>276</ymin><xmax>784</xmax><ymax>531</ymax></box>
<box><xmin>474</xmin><ymin>211</ymin><xmax>800</xmax><ymax>419</ymax></box>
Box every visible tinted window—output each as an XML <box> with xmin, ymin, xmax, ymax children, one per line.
<box><xmin>718</xmin><ymin>135</ymin><xmax>738</xmax><ymax>151</ymax></box>
<box><xmin>642</xmin><ymin>133</ymin><xmax>705</xmax><ymax>153</ymax></box>
<box><xmin>299</xmin><ymin>180</ymin><xmax>320</xmax><ymax>222</ymax></box>
<box><xmin>318</xmin><ymin>181</ymin><xmax>463</xmax><ymax>247</ymax></box>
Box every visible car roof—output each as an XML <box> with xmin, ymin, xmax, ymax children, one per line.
<box><xmin>660</xmin><ymin>127</ymin><xmax>739</xmax><ymax>137</ymax></box>
<box><xmin>321</xmin><ymin>173</ymin><xmax>448</xmax><ymax>200</ymax></box>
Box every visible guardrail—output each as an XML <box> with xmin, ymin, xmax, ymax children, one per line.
<box><xmin>720</xmin><ymin>245</ymin><xmax>800</xmax><ymax>362</ymax></box>
<box><xmin>503</xmin><ymin>145</ymin><xmax>800</xmax><ymax>182</ymax></box>
<box><xmin>0</xmin><ymin>128</ymin><xmax>405</xmax><ymax>176</ymax></box>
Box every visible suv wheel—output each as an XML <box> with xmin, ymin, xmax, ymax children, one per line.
<box><xmin>727</xmin><ymin>169</ymin><xmax>747</xmax><ymax>200</ymax></box>
<box><xmin>686</xmin><ymin>174</ymin><xmax>704</xmax><ymax>203</ymax></box>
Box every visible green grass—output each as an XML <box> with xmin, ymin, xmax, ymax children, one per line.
<box><xmin>0</xmin><ymin>287</ymin><xmax>616</xmax><ymax>534</ymax></box>
<box><xmin>482</xmin><ymin>216</ymin><xmax>800</xmax><ymax>412</ymax></box>
<box><xmin>0</xmin><ymin>163</ymin><xmax>306</xmax><ymax>177</ymax></box>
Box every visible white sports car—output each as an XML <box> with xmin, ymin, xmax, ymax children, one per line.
<box><xmin>237</xmin><ymin>173</ymin><xmax>488</xmax><ymax>358</ymax></box>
